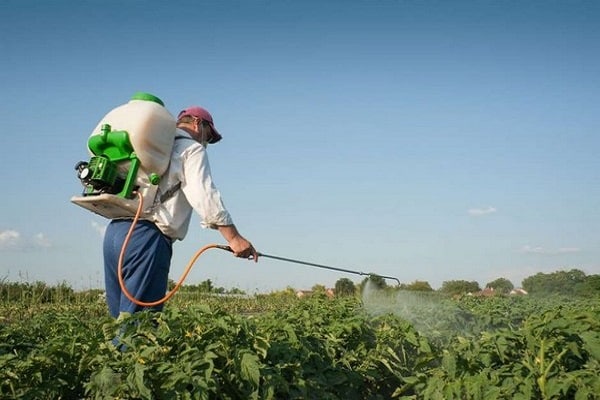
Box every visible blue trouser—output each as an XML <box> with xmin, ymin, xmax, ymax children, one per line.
<box><xmin>103</xmin><ymin>219</ymin><xmax>173</xmax><ymax>318</ymax></box>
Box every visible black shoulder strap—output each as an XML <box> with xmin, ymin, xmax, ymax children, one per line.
<box><xmin>159</xmin><ymin>181</ymin><xmax>182</xmax><ymax>203</ymax></box>
<box><xmin>158</xmin><ymin>135</ymin><xmax>195</xmax><ymax>203</ymax></box>
<box><xmin>174</xmin><ymin>134</ymin><xmax>196</xmax><ymax>143</ymax></box>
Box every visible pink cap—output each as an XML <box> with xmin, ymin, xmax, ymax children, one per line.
<box><xmin>177</xmin><ymin>106</ymin><xmax>222</xmax><ymax>143</ymax></box>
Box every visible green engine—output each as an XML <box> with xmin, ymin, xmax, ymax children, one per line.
<box><xmin>75</xmin><ymin>124</ymin><xmax>141</xmax><ymax>199</ymax></box>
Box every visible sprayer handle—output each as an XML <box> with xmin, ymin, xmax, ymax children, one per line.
<box><xmin>216</xmin><ymin>244</ymin><xmax>261</xmax><ymax>260</ymax></box>
<box><xmin>216</xmin><ymin>245</ymin><xmax>233</xmax><ymax>252</ymax></box>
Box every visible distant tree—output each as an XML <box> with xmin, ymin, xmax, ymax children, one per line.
<box><xmin>405</xmin><ymin>280</ymin><xmax>434</xmax><ymax>292</ymax></box>
<box><xmin>522</xmin><ymin>272</ymin><xmax>547</xmax><ymax>294</ymax></box>
<box><xmin>335</xmin><ymin>278</ymin><xmax>356</xmax><ymax>297</ymax></box>
<box><xmin>359</xmin><ymin>276</ymin><xmax>386</xmax><ymax>294</ymax></box>
<box><xmin>366</xmin><ymin>275</ymin><xmax>387</xmax><ymax>290</ymax></box>
<box><xmin>522</xmin><ymin>269</ymin><xmax>587</xmax><ymax>296</ymax></box>
<box><xmin>582</xmin><ymin>274</ymin><xmax>600</xmax><ymax>296</ymax></box>
<box><xmin>228</xmin><ymin>287</ymin><xmax>246</xmax><ymax>295</ymax></box>
<box><xmin>311</xmin><ymin>284</ymin><xmax>327</xmax><ymax>294</ymax></box>
<box><xmin>0</xmin><ymin>280</ymin><xmax>75</xmax><ymax>303</ymax></box>
<box><xmin>198</xmin><ymin>279</ymin><xmax>213</xmax><ymax>293</ymax></box>
<box><xmin>486</xmin><ymin>278</ymin><xmax>514</xmax><ymax>294</ymax></box>
<box><xmin>566</xmin><ymin>269</ymin><xmax>587</xmax><ymax>283</ymax></box>
<box><xmin>440</xmin><ymin>280</ymin><xmax>480</xmax><ymax>296</ymax></box>
<box><xmin>257</xmin><ymin>287</ymin><xmax>296</xmax><ymax>301</ymax></box>
<box><xmin>308</xmin><ymin>284</ymin><xmax>334</xmax><ymax>298</ymax></box>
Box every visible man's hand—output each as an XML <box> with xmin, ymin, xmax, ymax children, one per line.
<box><xmin>217</xmin><ymin>225</ymin><xmax>258</xmax><ymax>262</ymax></box>
<box><xmin>229</xmin><ymin>236</ymin><xmax>258</xmax><ymax>262</ymax></box>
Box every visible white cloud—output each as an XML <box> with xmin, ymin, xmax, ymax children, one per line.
<box><xmin>33</xmin><ymin>233</ymin><xmax>52</xmax><ymax>248</ymax></box>
<box><xmin>520</xmin><ymin>245</ymin><xmax>544</xmax><ymax>254</ymax></box>
<box><xmin>520</xmin><ymin>245</ymin><xmax>581</xmax><ymax>255</ymax></box>
<box><xmin>91</xmin><ymin>221</ymin><xmax>107</xmax><ymax>238</ymax></box>
<box><xmin>0</xmin><ymin>230</ymin><xmax>20</xmax><ymax>249</ymax></box>
<box><xmin>0</xmin><ymin>230</ymin><xmax>52</xmax><ymax>250</ymax></box>
<box><xmin>557</xmin><ymin>247</ymin><xmax>581</xmax><ymax>254</ymax></box>
<box><xmin>468</xmin><ymin>206</ymin><xmax>497</xmax><ymax>216</ymax></box>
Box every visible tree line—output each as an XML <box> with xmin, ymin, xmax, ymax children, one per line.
<box><xmin>332</xmin><ymin>268</ymin><xmax>600</xmax><ymax>298</ymax></box>
<box><xmin>2</xmin><ymin>268</ymin><xmax>598</xmax><ymax>303</ymax></box>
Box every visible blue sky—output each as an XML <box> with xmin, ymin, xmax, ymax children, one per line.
<box><xmin>1</xmin><ymin>0</ymin><xmax>598</xmax><ymax>292</ymax></box>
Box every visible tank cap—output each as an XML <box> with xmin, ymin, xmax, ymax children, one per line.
<box><xmin>130</xmin><ymin>92</ymin><xmax>165</xmax><ymax>107</ymax></box>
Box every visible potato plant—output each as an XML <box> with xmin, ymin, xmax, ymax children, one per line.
<box><xmin>1</xmin><ymin>290</ymin><xmax>599</xmax><ymax>399</ymax></box>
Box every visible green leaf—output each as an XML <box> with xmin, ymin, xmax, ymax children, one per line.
<box><xmin>580</xmin><ymin>331</ymin><xmax>600</xmax><ymax>361</ymax></box>
<box><xmin>545</xmin><ymin>377</ymin><xmax>569</xmax><ymax>399</ymax></box>
<box><xmin>442</xmin><ymin>352</ymin><xmax>456</xmax><ymax>379</ymax></box>
<box><xmin>253</xmin><ymin>335</ymin><xmax>270</xmax><ymax>359</ymax></box>
<box><xmin>575</xmin><ymin>387</ymin><xmax>590</xmax><ymax>400</ymax></box>
<box><xmin>240</xmin><ymin>352</ymin><xmax>260</xmax><ymax>387</ymax></box>
<box><xmin>127</xmin><ymin>362</ymin><xmax>153</xmax><ymax>400</ymax></box>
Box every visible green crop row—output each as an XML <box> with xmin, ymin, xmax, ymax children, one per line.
<box><xmin>1</xmin><ymin>293</ymin><xmax>599</xmax><ymax>399</ymax></box>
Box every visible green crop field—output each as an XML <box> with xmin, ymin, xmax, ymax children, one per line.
<box><xmin>1</xmin><ymin>281</ymin><xmax>599</xmax><ymax>399</ymax></box>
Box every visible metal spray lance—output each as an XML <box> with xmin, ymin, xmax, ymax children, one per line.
<box><xmin>216</xmin><ymin>245</ymin><xmax>401</xmax><ymax>285</ymax></box>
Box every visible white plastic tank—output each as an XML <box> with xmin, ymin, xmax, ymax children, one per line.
<box><xmin>72</xmin><ymin>92</ymin><xmax>177</xmax><ymax>219</ymax></box>
<box><xmin>89</xmin><ymin>92</ymin><xmax>176</xmax><ymax>181</ymax></box>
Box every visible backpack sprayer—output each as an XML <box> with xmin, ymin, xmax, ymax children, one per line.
<box><xmin>71</xmin><ymin>92</ymin><xmax>175</xmax><ymax>219</ymax></box>
<box><xmin>72</xmin><ymin>93</ymin><xmax>400</xmax><ymax>307</ymax></box>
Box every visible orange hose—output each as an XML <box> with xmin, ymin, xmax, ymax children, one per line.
<box><xmin>117</xmin><ymin>191</ymin><xmax>220</xmax><ymax>307</ymax></box>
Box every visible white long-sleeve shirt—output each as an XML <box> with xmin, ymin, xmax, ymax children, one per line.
<box><xmin>151</xmin><ymin>129</ymin><xmax>233</xmax><ymax>240</ymax></box>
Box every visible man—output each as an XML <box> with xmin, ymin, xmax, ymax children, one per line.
<box><xmin>103</xmin><ymin>106</ymin><xmax>257</xmax><ymax>318</ymax></box>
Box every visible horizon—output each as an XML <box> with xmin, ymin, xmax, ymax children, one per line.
<box><xmin>0</xmin><ymin>265</ymin><xmax>589</xmax><ymax>294</ymax></box>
